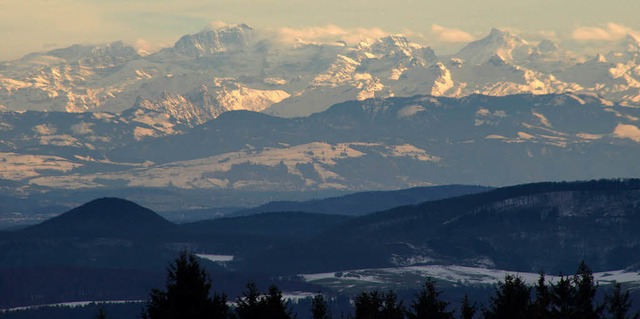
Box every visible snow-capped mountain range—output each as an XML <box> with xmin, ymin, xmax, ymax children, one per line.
<box><xmin>2</xmin><ymin>24</ymin><xmax>640</xmax><ymax>122</ymax></box>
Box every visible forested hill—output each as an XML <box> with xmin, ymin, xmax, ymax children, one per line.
<box><xmin>249</xmin><ymin>179</ymin><xmax>640</xmax><ymax>274</ymax></box>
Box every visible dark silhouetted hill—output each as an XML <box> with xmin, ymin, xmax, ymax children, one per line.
<box><xmin>230</xmin><ymin>185</ymin><xmax>491</xmax><ymax>216</ymax></box>
<box><xmin>20</xmin><ymin>197</ymin><xmax>177</xmax><ymax>239</ymax></box>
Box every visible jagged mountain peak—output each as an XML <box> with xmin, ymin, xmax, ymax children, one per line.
<box><xmin>455</xmin><ymin>28</ymin><xmax>535</xmax><ymax>65</ymax></box>
<box><xmin>215</xmin><ymin>23</ymin><xmax>253</xmax><ymax>31</ymax></box>
<box><xmin>172</xmin><ymin>23</ymin><xmax>254</xmax><ymax>57</ymax></box>
<box><xmin>375</xmin><ymin>34</ymin><xmax>419</xmax><ymax>54</ymax></box>
<box><xmin>621</xmin><ymin>34</ymin><xmax>640</xmax><ymax>52</ymax></box>
<box><xmin>42</xmin><ymin>41</ymin><xmax>140</xmax><ymax>64</ymax></box>
<box><xmin>379</xmin><ymin>34</ymin><xmax>411</xmax><ymax>46</ymax></box>
<box><xmin>481</xmin><ymin>28</ymin><xmax>529</xmax><ymax>46</ymax></box>
<box><xmin>353</xmin><ymin>34</ymin><xmax>423</xmax><ymax>60</ymax></box>
<box><xmin>594</xmin><ymin>53</ymin><xmax>608</xmax><ymax>63</ymax></box>
<box><xmin>537</xmin><ymin>39</ymin><xmax>560</xmax><ymax>53</ymax></box>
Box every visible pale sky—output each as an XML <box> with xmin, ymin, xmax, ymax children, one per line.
<box><xmin>1</xmin><ymin>0</ymin><xmax>640</xmax><ymax>61</ymax></box>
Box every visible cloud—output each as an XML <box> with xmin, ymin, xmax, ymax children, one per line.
<box><xmin>571</xmin><ymin>23</ymin><xmax>640</xmax><ymax>41</ymax></box>
<box><xmin>126</xmin><ymin>38</ymin><xmax>170</xmax><ymax>56</ymax></box>
<box><xmin>430</xmin><ymin>25</ymin><xmax>474</xmax><ymax>43</ymax></box>
<box><xmin>206</xmin><ymin>21</ymin><xmax>232</xmax><ymax>31</ymax></box>
<box><xmin>273</xmin><ymin>24</ymin><xmax>390</xmax><ymax>45</ymax></box>
<box><xmin>532</xmin><ymin>30</ymin><xmax>559</xmax><ymax>41</ymax></box>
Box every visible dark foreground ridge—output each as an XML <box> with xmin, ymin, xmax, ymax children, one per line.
<box><xmin>3</xmin><ymin>179</ymin><xmax>640</xmax><ymax>310</ymax></box>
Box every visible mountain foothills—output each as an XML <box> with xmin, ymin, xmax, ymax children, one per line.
<box><xmin>2</xmin><ymin>93</ymin><xmax>640</xmax><ymax>200</ymax></box>
<box><xmin>3</xmin><ymin>180</ymin><xmax>640</xmax><ymax>308</ymax></box>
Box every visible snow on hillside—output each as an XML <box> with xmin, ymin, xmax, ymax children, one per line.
<box><xmin>0</xmin><ymin>152</ymin><xmax>81</xmax><ymax>180</ymax></box>
<box><xmin>27</xmin><ymin>142</ymin><xmax>439</xmax><ymax>190</ymax></box>
<box><xmin>302</xmin><ymin>265</ymin><xmax>640</xmax><ymax>291</ymax></box>
<box><xmin>1</xmin><ymin>300</ymin><xmax>144</xmax><ymax>312</ymax></box>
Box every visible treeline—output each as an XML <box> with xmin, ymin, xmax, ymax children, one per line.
<box><xmin>127</xmin><ymin>252</ymin><xmax>639</xmax><ymax>319</ymax></box>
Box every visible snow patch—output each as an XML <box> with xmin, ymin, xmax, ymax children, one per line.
<box><xmin>302</xmin><ymin>265</ymin><xmax>640</xmax><ymax>288</ymax></box>
<box><xmin>196</xmin><ymin>254</ymin><xmax>234</xmax><ymax>262</ymax></box>
<box><xmin>383</xmin><ymin>144</ymin><xmax>441</xmax><ymax>162</ymax></box>
<box><xmin>518</xmin><ymin>132</ymin><xmax>535</xmax><ymax>139</ymax></box>
<box><xmin>133</xmin><ymin>127</ymin><xmax>159</xmax><ymax>141</ymax></box>
<box><xmin>70</xmin><ymin>122</ymin><xmax>95</xmax><ymax>135</ymax></box>
<box><xmin>0</xmin><ymin>152</ymin><xmax>81</xmax><ymax>180</ymax></box>
<box><xmin>613</xmin><ymin>124</ymin><xmax>640</xmax><ymax>142</ymax></box>
<box><xmin>397</xmin><ymin>105</ymin><xmax>425</xmax><ymax>118</ymax></box>
<box><xmin>577</xmin><ymin>133</ymin><xmax>604</xmax><ymax>140</ymax></box>
<box><xmin>1</xmin><ymin>300</ymin><xmax>144</xmax><ymax>312</ymax></box>
<box><xmin>32</xmin><ymin>124</ymin><xmax>57</xmax><ymax>135</ymax></box>
<box><xmin>532</xmin><ymin>111</ymin><xmax>552</xmax><ymax>128</ymax></box>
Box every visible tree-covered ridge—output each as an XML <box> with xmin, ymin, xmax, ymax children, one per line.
<box><xmin>260</xmin><ymin>178</ymin><xmax>640</xmax><ymax>274</ymax></box>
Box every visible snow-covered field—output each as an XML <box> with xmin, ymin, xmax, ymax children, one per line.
<box><xmin>301</xmin><ymin>265</ymin><xmax>640</xmax><ymax>291</ymax></box>
<box><xmin>196</xmin><ymin>254</ymin><xmax>235</xmax><ymax>263</ymax></box>
<box><xmin>1</xmin><ymin>300</ymin><xmax>144</xmax><ymax>312</ymax></box>
<box><xmin>28</xmin><ymin>142</ymin><xmax>438</xmax><ymax>190</ymax></box>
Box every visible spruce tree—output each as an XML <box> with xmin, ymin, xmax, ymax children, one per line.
<box><xmin>604</xmin><ymin>283</ymin><xmax>639</xmax><ymax>319</ymax></box>
<box><xmin>460</xmin><ymin>295</ymin><xmax>476</xmax><ymax>319</ymax></box>
<box><xmin>407</xmin><ymin>278</ymin><xmax>454</xmax><ymax>319</ymax></box>
<box><xmin>354</xmin><ymin>290</ymin><xmax>383</xmax><ymax>319</ymax></box>
<box><xmin>260</xmin><ymin>284</ymin><xmax>295</xmax><ymax>319</ymax></box>
<box><xmin>550</xmin><ymin>275</ymin><xmax>576</xmax><ymax>319</ymax></box>
<box><xmin>380</xmin><ymin>290</ymin><xmax>405</xmax><ymax>319</ymax></box>
<box><xmin>354</xmin><ymin>290</ymin><xmax>404</xmax><ymax>319</ymax></box>
<box><xmin>143</xmin><ymin>250</ymin><xmax>229</xmax><ymax>319</ymax></box>
<box><xmin>311</xmin><ymin>294</ymin><xmax>332</xmax><ymax>319</ymax></box>
<box><xmin>94</xmin><ymin>307</ymin><xmax>107</xmax><ymax>319</ymax></box>
<box><xmin>236</xmin><ymin>281</ymin><xmax>263</xmax><ymax>319</ymax></box>
<box><xmin>573</xmin><ymin>261</ymin><xmax>602</xmax><ymax>319</ymax></box>
<box><xmin>531</xmin><ymin>271</ymin><xmax>551</xmax><ymax>319</ymax></box>
<box><xmin>484</xmin><ymin>274</ymin><xmax>531</xmax><ymax>319</ymax></box>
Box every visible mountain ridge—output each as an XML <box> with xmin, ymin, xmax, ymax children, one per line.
<box><xmin>230</xmin><ymin>185</ymin><xmax>492</xmax><ymax>217</ymax></box>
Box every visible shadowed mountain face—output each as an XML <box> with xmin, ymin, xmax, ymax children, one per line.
<box><xmin>3</xmin><ymin>93</ymin><xmax>640</xmax><ymax>201</ymax></box>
